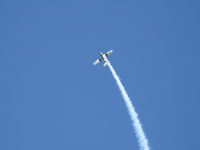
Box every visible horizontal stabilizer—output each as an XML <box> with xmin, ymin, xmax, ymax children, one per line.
<box><xmin>104</xmin><ymin>62</ymin><xmax>108</xmax><ymax>67</ymax></box>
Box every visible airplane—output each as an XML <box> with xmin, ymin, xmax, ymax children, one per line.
<box><xmin>93</xmin><ymin>50</ymin><xmax>113</xmax><ymax>66</ymax></box>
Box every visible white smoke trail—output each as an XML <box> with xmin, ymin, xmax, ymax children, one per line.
<box><xmin>107</xmin><ymin>60</ymin><xmax>150</xmax><ymax>150</ymax></box>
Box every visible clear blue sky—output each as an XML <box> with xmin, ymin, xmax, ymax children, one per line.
<box><xmin>1</xmin><ymin>0</ymin><xmax>200</xmax><ymax>150</ymax></box>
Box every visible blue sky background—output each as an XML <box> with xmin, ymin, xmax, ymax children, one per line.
<box><xmin>1</xmin><ymin>0</ymin><xmax>200</xmax><ymax>150</ymax></box>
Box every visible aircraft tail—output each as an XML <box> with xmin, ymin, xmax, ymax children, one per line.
<box><xmin>104</xmin><ymin>62</ymin><xmax>108</xmax><ymax>67</ymax></box>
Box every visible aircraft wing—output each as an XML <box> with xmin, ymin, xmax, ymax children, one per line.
<box><xmin>93</xmin><ymin>58</ymin><xmax>102</xmax><ymax>65</ymax></box>
<box><xmin>105</xmin><ymin>50</ymin><xmax>113</xmax><ymax>57</ymax></box>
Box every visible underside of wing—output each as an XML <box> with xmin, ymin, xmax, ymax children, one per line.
<box><xmin>93</xmin><ymin>58</ymin><xmax>102</xmax><ymax>65</ymax></box>
<box><xmin>105</xmin><ymin>50</ymin><xmax>113</xmax><ymax>57</ymax></box>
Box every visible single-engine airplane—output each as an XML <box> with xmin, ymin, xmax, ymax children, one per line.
<box><xmin>93</xmin><ymin>50</ymin><xmax>113</xmax><ymax>66</ymax></box>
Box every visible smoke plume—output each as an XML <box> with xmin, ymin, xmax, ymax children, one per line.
<box><xmin>107</xmin><ymin>60</ymin><xmax>150</xmax><ymax>150</ymax></box>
